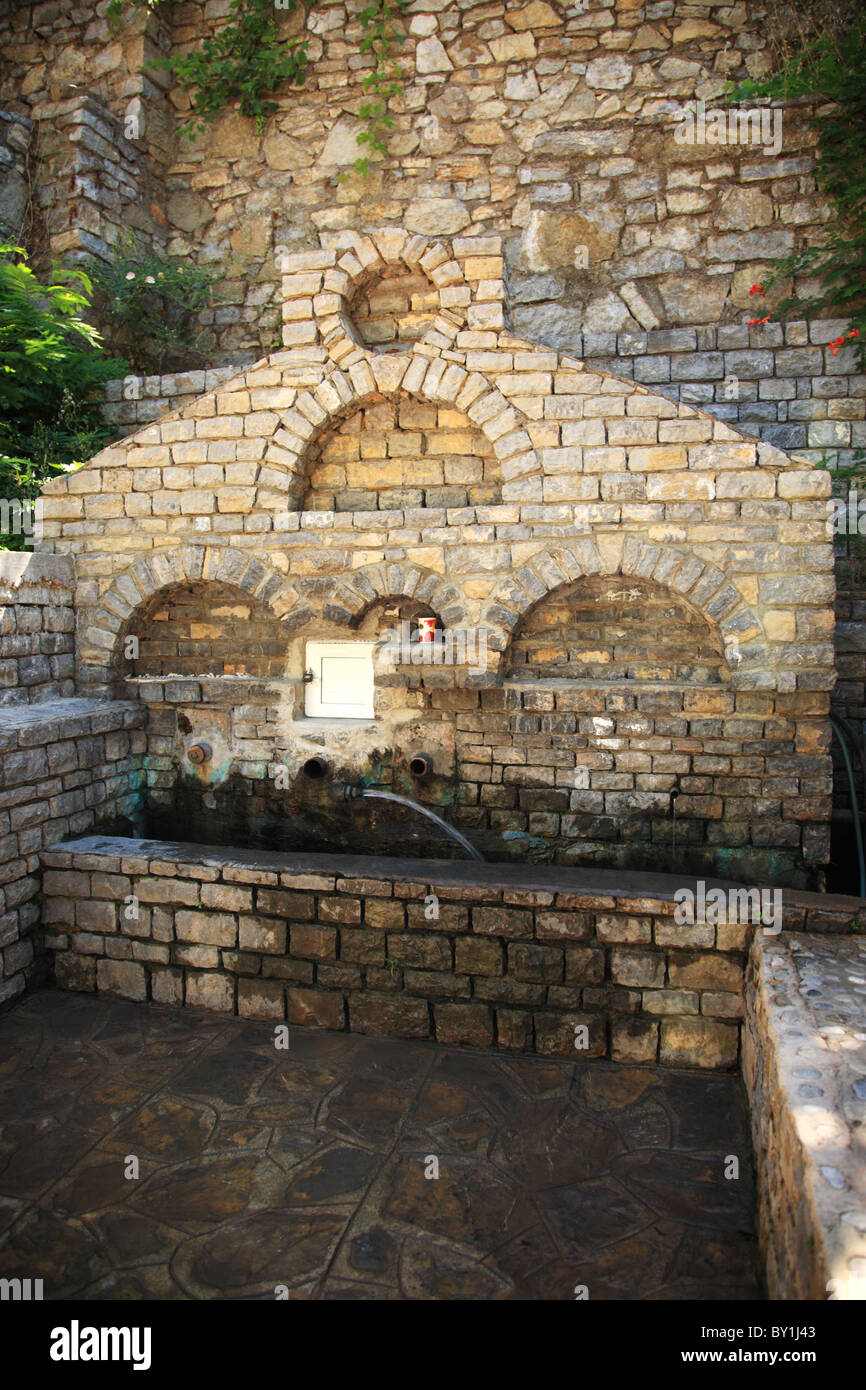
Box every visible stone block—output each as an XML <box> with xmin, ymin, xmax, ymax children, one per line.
<box><xmin>660</xmin><ymin>1017</ymin><xmax>739</xmax><ymax>1069</ymax></box>
<box><xmin>349</xmin><ymin>994</ymin><xmax>430</xmax><ymax>1038</ymax></box>
<box><xmin>668</xmin><ymin>951</ymin><xmax>743</xmax><ymax>992</ymax></box>
<box><xmin>611</xmin><ymin>1016</ymin><xmax>659</xmax><ymax>1064</ymax></box>
<box><xmin>564</xmin><ymin>945</ymin><xmax>606</xmax><ymax>984</ymax></box>
<box><xmin>176</xmin><ymin>910</ymin><xmax>238</xmax><ymax>948</ymax></box>
<box><xmin>340</xmin><ymin>928</ymin><xmax>385</xmax><ymax>965</ymax></box>
<box><xmin>434</xmin><ymin>1002</ymin><xmax>494</xmax><ymax>1046</ymax></box>
<box><xmin>257</xmin><ymin>888</ymin><xmax>315</xmax><ymax>919</ymax></box>
<box><xmin>286</xmin><ymin>986</ymin><xmax>345</xmax><ymax>1030</ymax></box>
<box><xmin>200</xmin><ymin>883</ymin><xmax>253</xmax><ymax>912</ymax></box>
<box><xmin>238</xmin><ymin>915</ymin><xmax>286</xmax><ymax>954</ymax></box>
<box><xmin>387</xmin><ymin>933</ymin><xmax>451</xmax><ymax>970</ymax></box>
<box><xmin>535</xmin><ymin>1012</ymin><xmax>606</xmax><ymax>1058</ymax></box>
<box><xmin>472</xmin><ymin>906</ymin><xmax>533</xmax><ymax>938</ymax></box>
<box><xmin>454</xmin><ymin>937</ymin><xmax>504</xmax><ymax>975</ymax></box>
<box><xmin>238</xmin><ymin>978</ymin><xmax>285</xmax><ymax>1020</ymax></box>
<box><xmin>610</xmin><ymin>948</ymin><xmax>665</xmax><ymax>988</ymax></box>
<box><xmin>96</xmin><ymin>958</ymin><xmax>147</xmax><ymax>1001</ymax></box>
<box><xmin>290</xmin><ymin>922</ymin><xmax>337</xmax><ymax>959</ymax></box>
<box><xmin>185</xmin><ymin>971</ymin><xmax>235</xmax><ymax>1014</ymax></box>
<box><xmin>508</xmin><ymin>941</ymin><xmax>563</xmax><ymax>982</ymax></box>
<box><xmin>53</xmin><ymin>951</ymin><xmax>96</xmax><ymax>992</ymax></box>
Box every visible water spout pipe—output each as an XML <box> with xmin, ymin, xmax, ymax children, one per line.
<box><xmin>187</xmin><ymin>742</ymin><xmax>212</xmax><ymax>765</ymax></box>
<box><xmin>408</xmin><ymin>754</ymin><xmax>433</xmax><ymax>780</ymax></box>
<box><xmin>360</xmin><ymin>790</ymin><xmax>484</xmax><ymax>862</ymax></box>
<box><xmin>302</xmin><ymin>756</ymin><xmax>329</xmax><ymax>779</ymax></box>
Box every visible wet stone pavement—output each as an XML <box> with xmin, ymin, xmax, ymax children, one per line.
<box><xmin>0</xmin><ymin>990</ymin><xmax>762</xmax><ymax>1300</ymax></box>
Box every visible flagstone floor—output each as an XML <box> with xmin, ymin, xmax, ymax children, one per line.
<box><xmin>0</xmin><ymin>989</ymin><xmax>762</xmax><ymax>1300</ymax></box>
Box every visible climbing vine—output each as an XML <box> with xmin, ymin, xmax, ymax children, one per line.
<box><xmin>727</xmin><ymin>15</ymin><xmax>866</xmax><ymax>375</ymax></box>
<box><xmin>109</xmin><ymin>0</ymin><xmax>409</xmax><ymax>161</ymax></box>
<box><xmin>351</xmin><ymin>0</ymin><xmax>410</xmax><ymax>177</ymax></box>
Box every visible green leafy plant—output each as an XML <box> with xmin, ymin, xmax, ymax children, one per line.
<box><xmin>727</xmin><ymin>16</ymin><xmax>866</xmax><ymax>373</ymax></box>
<box><xmin>0</xmin><ymin>244</ymin><xmax>128</xmax><ymax>549</ymax></box>
<box><xmin>111</xmin><ymin>0</ymin><xmax>309</xmax><ymax>138</ymax></box>
<box><xmin>348</xmin><ymin>0</ymin><xmax>410</xmax><ymax>179</ymax></box>
<box><xmin>111</xmin><ymin>0</ymin><xmax>410</xmax><ymax>168</ymax></box>
<box><xmin>89</xmin><ymin>246</ymin><xmax>216</xmax><ymax>374</ymax></box>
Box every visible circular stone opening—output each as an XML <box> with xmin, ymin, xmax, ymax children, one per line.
<box><xmin>348</xmin><ymin>266</ymin><xmax>439</xmax><ymax>352</ymax></box>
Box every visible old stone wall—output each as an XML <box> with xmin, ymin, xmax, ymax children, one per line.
<box><xmin>39</xmin><ymin>835</ymin><xmax>866</xmax><ymax>1069</ymax></box>
<box><xmin>0</xmin><ymin>553</ymin><xmax>76</xmax><ymax>705</ymax></box>
<box><xmin>40</xmin><ymin>834</ymin><xmax>750</xmax><ymax>1067</ymax></box>
<box><xmin>36</xmin><ymin>91</ymin><xmax>166</xmax><ymax>263</ymax></box>
<box><xmin>0</xmin><ymin>108</ymin><xmax>32</xmax><ymax>241</ymax></box>
<box><xmin>0</xmin><ymin>0</ymin><xmax>173</xmax><ymax>260</ymax></box>
<box><xmin>0</xmin><ymin>700</ymin><xmax>145</xmax><ymax>1006</ymax></box>
<box><xmin>1</xmin><ymin>0</ymin><xmax>860</xmax><ymax>469</ymax></box>
<box><xmin>744</xmin><ymin>931</ymin><xmax>866</xmax><ymax>1300</ymax></box>
<box><xmin>31</xmin><ymin>226</ymin><xmax>836</xmax><ymax>885</ymax></box>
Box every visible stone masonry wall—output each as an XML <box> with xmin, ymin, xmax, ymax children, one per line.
<box><xmin>34</xmin><ymin>226</ymin><xmax>836</xmax><ymax>884</ymax></box>
<box><xmin>36</xmin><ymin>91</ymin><xmax>166</xmax><ymax>263</ymax></box>
<box><xmin>744</xmin><ymin>931</ymin><xmax>866</xmax><ymax>1300</ymax></box>
<box><xmin>40</xmin><ymin>835</ymin><xmax>750</xmax><ymax>1068</ymax></box>
<box><xmin>40</xmin><ymin>836</ymin><xmax>866</xmax><ymax>1069</ymax></box>
<box><xmin>0</xmin><ymin>553</ymin><xmax>76</xmax><ymax>705</ymax></box>
<box><xmin>0</xmin><ymin>0</ymin><xmax>173</xmax><ymax>263</ymax></box>
<box><xmin>0</xmin><ymin>108</ymin><xmax>33</xmax><ymax>241</ymax></box>
<box><xmin>1</xmin><ymin>0</ymin><xmax>861</xmax><ymax>470</ymax></box>
<box><xmin>0</xmin><ymin>700</ymin><xmax>145</xmax><ymax>1007</ymax></box>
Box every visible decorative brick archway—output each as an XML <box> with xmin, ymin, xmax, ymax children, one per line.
<box><xmin>481</xmin><ymin>538</ymin><xmax>771</xmax><ymax>685</ymax></box>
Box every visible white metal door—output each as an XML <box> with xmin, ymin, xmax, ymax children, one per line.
<box><xmin>304</xmin><ymin>641</ymin><xmax>376</xmax><ymax>718</ymax></box>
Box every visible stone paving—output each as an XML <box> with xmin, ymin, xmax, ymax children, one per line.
<box><xmin>0</xmin><ymin>989</ymin><xmax>762</xmax><ymax>1300</ymax></box>
<box><xmin>745</xmin><ymin>934</ymin><xmax>866</xmax><ymax>1299</ymax></box>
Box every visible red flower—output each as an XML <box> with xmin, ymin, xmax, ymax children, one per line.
<box><xmin>848</xmin><ymin>328</ymin><xmax>860</xmax><ymax>339</ymax></box>
<box><xmin>747</xmin><ymin>314</ymin><xmax>771</xmax><ymax>326</ymax></box>
<box><xmin>749</xmin><ymin>284</ymin><xmax>765</xmax><ymax>296</ymax></box>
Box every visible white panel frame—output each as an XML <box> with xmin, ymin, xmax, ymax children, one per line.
<box><xmin>304</xmin><ymin>641</ymin><xmax>376</xmax><ymax>719</ymax></box>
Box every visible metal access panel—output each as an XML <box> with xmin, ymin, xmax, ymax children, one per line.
<box><xmin>304</xmin><ymin>641</ymin><xmax>376</xmax><ymax>719</ymax></box>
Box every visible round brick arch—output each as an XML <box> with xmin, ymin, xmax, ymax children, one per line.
<box><xmin>479</xmin><ymin>538</ymin><xmax>772</xmax><ymax>685</ymax></box>
<box><xmin>293</xmin><ymin>559</ymin><xmax>470</xmax><ymax>631</ymax></box>
<box><xmin>80</xmin><ymin>549</ymin><xmax>472</xmax><ymax>691</ymax></box>
<box><xmin>256</xmin><ymin>363</ymin><xmax>537</xmax><ymax>511</ymax></box>
<box><xmin>307</xmin><ymin>226</ymin><xmax>474</xmax><ymax>364</ymax></box>
<box><xmin>78</xmin><ymin>546</ymin><xmax>313</xmax><ymax>690</ymax></box>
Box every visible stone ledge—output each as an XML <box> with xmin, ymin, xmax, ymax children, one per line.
<box><xmin>0</xmin><ymin>699</ymin><xmax>145</xmax><ymax>746</ymax></box>
<box><xmin>744</xmin><ymin>932</ymin><xmax>866</xmax><ymax>1299</ymax></box>
<box><xmin>0</xmin><ymin>552</ymin><xmax>75</xmax><ymax>587</ymax></box>
<box><xmin>41</xmin><ymin>834</ymin><xmax>746</xmax><ymax>906</ymax></box>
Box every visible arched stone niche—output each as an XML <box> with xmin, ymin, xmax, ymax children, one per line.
<box><xmin>505</xmin><ymin>575</ymin><xmax>730</xmax><ymax>685</ymax></box>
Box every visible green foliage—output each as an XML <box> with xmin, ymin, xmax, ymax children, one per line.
<box><xmin>89</xmin><ymin>245</ymin><xmax>216</xmax><ymax>373</ymax></box>
<box><xmin>727</xmin><ymin>17</ymin><xmax>866</xmax><ymax>373</ymax></box>
<box><xmin>111</xmin><ymin>0</ymin><xmax>410</xmax><ymax>167</ymax></box>
<box><xmin>111</xmin><ymin>0</ymin><xmax>309</xmax><ymax>138</ymax></box>
<box><xmin>0</xmin><ymin>244</ymin><xmax>127</xmax><ymax>550</ymax></box>
<box><xmin>349</xmin><ymin>0</ymin><xmax>410</xmax><ymax>179</ymax></box>
<box><xmin>162</xmin><ymin>0</ymin><xmax>310</xmax><ymax>139</ymax></box>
